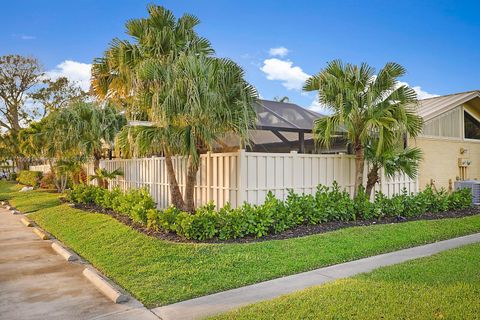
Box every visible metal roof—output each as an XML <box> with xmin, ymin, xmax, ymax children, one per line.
<box><xmin>416</xmin><ymin>90</ymin><xmax>480</xmax><ymax>121</ymax></box>
<box><xmin>254</xmin><ymin>99</ymin><xmax>324</xmax><ymax>132</ymax></box>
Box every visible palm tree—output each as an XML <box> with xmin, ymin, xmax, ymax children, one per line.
<box><xmin>55</xmin><ymin>158</ymin><xmax>84</xmax><ymax>192</ymax></box>
<box><xmin>138</xmin><ymin>53</ymin><xmax>257</xmax><ymax>212</ymax></box>
<box><xmin>90</xmin><ymin>168</ymin><xmax>123</xmax><ymax>188</ymax></box>
<box><xmin>91</xmin><ymin>4</ymin><xmax>213</xmax><ymax>110</ymax></box>
<box><xmin>91</xmin><ymin>5</ymin><xmax>213</xmax><ymax>210</ymax></box>
<box><xmin>304</xmin><ymin>60</ymin><xmax>423</xmax><ymax>197</ymax></box>
<box><xmin>54</xmin><ymin>102</ymin><xmax>126</xmax><ymax>172</ymax></box>
<box><xmin>364</xmin><ymin>141</ymin><xmax>423</xmax><ymax>197</ymax></box>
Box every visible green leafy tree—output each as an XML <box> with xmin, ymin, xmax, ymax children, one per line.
<box><xmin>30</xmin><ymin>77</ymin><xmax>88</xmax><ymax>117</ymax></box>
<box><xmin>0</xmin><ymin>55</ymin><xmax>43</xmax><ymax>169</ymax></box>
<box><xmin>304</xmin><ymin>60</ymin><xmax>423</xmax><ymax>196</ymax></box>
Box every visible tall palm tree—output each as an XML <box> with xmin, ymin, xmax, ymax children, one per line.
<box><xmin>92</xmin><ymin>5</ymin><xmax>213</xmax><ymax>210</ymax></box>
<box><xmin>304</xmin><ymin>60</ymin><xmax>423</xmax><ymax>196</ymax></box>
<box><xmin>91</xmin><ymin>4</ymin><xmax>213</xmax><ymax>110</ymax></box>
<box><xmin>138</xmin><ymin>54</ymin><xmax>257</xmax><ymax>212</ymax></box>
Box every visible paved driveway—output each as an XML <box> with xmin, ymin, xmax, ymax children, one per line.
<box><xmin>0</xmin><ymin>208</ymin><xmax>158</xmax><ymax>320</ymax></box>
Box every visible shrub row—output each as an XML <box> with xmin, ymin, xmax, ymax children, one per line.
<box><xmin>66</xmin><ymin>184</ymin><xmax>156</xmax><ymax>224</ymax></box>
<box><xmin>17</xmin><ymin>170</ymin><xmax>43</xmax><ymax>187</ymax></box>
<box><xmin>66</xmin><ymin>182</ymin><xmax>473</xmax><ymax>241</ymax></box>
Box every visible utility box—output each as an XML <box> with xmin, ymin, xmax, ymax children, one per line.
<box><xmin>454</xmin><ymin>180</ymin><xmax>480</xmax><ymax>205</ymax></box>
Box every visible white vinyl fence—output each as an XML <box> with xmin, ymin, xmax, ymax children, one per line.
<box><xmin>99</xmin><ymin>150</ymin><xmax>418</xmax><ymax>209</ymax></box>
<box><xmin>29</xmin><ymin>164</ymin><xmax>51</xmax><ymax>174</ymax></box>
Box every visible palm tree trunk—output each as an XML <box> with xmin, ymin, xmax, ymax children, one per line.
<box><xmin>365</xmin><ymin>163</ymin><xmax>380</xmax><ymax>198</ymax></box>
<box><xmin>164</xmin><ymin>150</ymin><xmax>185</xmax><ymax>210</ymax></box>
<box><xmin>354</xmin><ymin>142</ymin><xmax>365</xmax><ymax>198</ymax></box>
<box><xmin>93</xmin><ymin>149</ymin><xmax>102</xmax><ymax>186</ymax></box>
<box><xmin>184</xmin><ymin>155</ymin><xmax>199</xmax><ymax>213</ymax></box>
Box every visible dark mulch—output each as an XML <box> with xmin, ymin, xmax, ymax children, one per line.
<box><xmin>68</xmin><ymin>201</ymin><xmax>480</xmax><ymax>244</ymax></box>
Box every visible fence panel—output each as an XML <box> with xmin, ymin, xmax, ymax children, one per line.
<box><xmin>237</xmin><ymin>151</ymin><xmax>417</xmax><ymax>204</ymax></box>
<box><xmin>29</xmin><ymin>164</ymin><xmax>50</xmax><ymax>174</ymax></box>
<box><xmin>100</xmin><ymin>152</ymin><xmax>240</xmax><ymax>209</ymax></box>
<box><xmin>30</xmin><ymin>150</ymin><xmax>418</xmax><ymax>209</ymax></box>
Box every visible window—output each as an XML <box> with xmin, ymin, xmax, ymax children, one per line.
<box><xmin>464</xmin><ymin>111</ymin><xmax>480</xmax><ymax>140</ymax></box>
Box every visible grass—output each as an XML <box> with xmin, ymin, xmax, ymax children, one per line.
<box><xmin>211</xmin><ymin>243</ymin><xmax>480</xmax><ymax>320</ymax></box>
<box><xmin>0</xmin><ymin>181</ymin><xmax>60</xmax><ymax>213</ymax></box>
<box><xmin>2</xmin><ymin>180</ymin><xmax>480</xmax><ymax>307</ymax></box>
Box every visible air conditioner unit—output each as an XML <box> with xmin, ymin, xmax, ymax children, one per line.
<box><xmin>454</xmin><ymin>180</ymin><xmax>480</xmax><ymax>205</ymax></box>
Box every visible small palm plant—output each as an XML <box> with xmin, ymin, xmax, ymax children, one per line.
<box><xmin>55</xmin><ymin>159</ymin><xmax>84</xmax><ymax>192</ymax></box>
<box><xmin>364</xmin><ymin>142</ymin><xmax>423</xmax><ymax>196</ymax></box>
<box><xmin>90</xmin><ymin>168</ymin><xmax>123</xmax><ymax>189</ymax></box>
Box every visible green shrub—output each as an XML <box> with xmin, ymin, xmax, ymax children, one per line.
<box><xmin>448</xmin><ymin>187</ymin><xmax>472</xmax><ymax>210</ymax></box>
<box><xmin>315</xmin><ymin>183</ymin><xmax>355</xmax><ymax>222</ymax></box>
<box><xmin>66</xmin><ymin>184</ymin><xmax>100</xmax><ymax>204</ymax></box>
<box><xmin>67</xmin><ymin>184</ymin><xmax>156</xmax><ymax>224</ymax></box>
<box><xmin>66</xmin><ymin>180</ymin><xmax>473</xmax><ymax>241</ymax></box>
<box><xmin>39</xmin><ymin>171</ymin><xmax>56</xmax><ymax>189</ymax></box>
<box><xmin>16</xmin><ymin>170</ymin><xmax>42</xmax><ymax>187</ymax></box>
<box><xmin>9</xmin><ymin>172</ymin><xmax>17</xmax><ymax>181</ymax></box>
<box><xmin>285</xmin><ymin>191</ymin><xmax>317</xmax><ymax>224</ymax></box>
<box><xmin>354</xmin><ymin>186</ymin><xmax>376</xmax><ymax>220</ymax></box>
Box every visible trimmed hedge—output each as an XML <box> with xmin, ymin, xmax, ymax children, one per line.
<box><xmin>66</xmin><ymin>184</ymin><xmax>156</xmax><ymax>224</ymax></box>
<box><xmin>16</xmin><ymin>170</ymin><xmax>43</xmax><ymax>187</ymax></box>
<box><xmin>66</xmin><ymin>182</ymin><xmax>473</xmax><ymax>241</ymax></box>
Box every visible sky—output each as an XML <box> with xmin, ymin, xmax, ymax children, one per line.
<box><xmin>1</xmin><ymin>0</ymin><xmax>479</xmax><ymax>114</ymax></box>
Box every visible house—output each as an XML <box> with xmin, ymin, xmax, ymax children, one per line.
<box><xmin>409</xmin><ymin>90</ymin><xmax>480</xmax><ymax>190</ymax></box>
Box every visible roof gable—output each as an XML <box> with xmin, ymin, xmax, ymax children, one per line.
<box><xmin>416</xmin><ymin>90</ymin><xmax>480</xmax><ymax>121</ymax></box>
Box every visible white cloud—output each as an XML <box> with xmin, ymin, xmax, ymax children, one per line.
<box><xmin>12</xmin><ymin>34</ymin><xmax>36</xmax><ymax>40</ymax></box>
<box><xmin>268</xmin><ymin>46</ymin><xmax>289</xmax><ymax>57</ymax></box>
<box><xmin>20</xmin><ymin>34</ymin><xmax>36</xmax><ymax>40</ymax></box>
<box><xmin>45</xmin><ymin>60</ymin><xmax>92</xmax><ymax>91</ymax></box>
<box><xmin>398</xmin><ymin>81</ymin><xmax>438</xmax><ymax>99</ymax></box>
<box><xmin>307</xmin><ymin>98</ymin><xmax>332</xmax><ymax>115</ymax></box>
<box><xmin>260</xmin><ymin>58</ymin><xmax>310</xmax><ymax>90</ymax></box>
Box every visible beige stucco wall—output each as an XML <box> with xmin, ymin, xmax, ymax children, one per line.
<box><xmin>409</xmin><ymin>136</ymin><xmax>480</xmax><ymax>190</ymax></box>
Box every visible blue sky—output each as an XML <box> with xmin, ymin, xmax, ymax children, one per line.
<box><xmin>2</xmin><ymin>0</ymin><xmax>479</xmax><ymax>113</ymax></box>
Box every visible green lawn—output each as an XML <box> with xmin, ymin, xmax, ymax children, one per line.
<box><xmin>2</xmin><ymin>181</ymin><xmax>480</xmax><ymax>307</ymax></box>
<box><xmin>211</xmin><ymin>243</ymin><xmax>480</xmax><ymax>320</ymax></box>
<box><xmin>0</xmin><ymin>181</ymin><xmax>60</xmax><ymax>213</ymax></box>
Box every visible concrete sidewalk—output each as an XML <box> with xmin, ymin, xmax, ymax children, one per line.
<box><xmin>153</xmin><ymin>232</ymin><xmax>480</xmax><ymax>320</ymax></box>
<box><xmin>0</xmin><ymin>208</ymin><xmax>158</xmax><ymax>320</ymax></box>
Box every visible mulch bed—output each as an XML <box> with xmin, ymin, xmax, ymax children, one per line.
<box><xmin>67</xmin><ymin>199</ymin><xmax>480</xmax><ymax>244</ymax></box>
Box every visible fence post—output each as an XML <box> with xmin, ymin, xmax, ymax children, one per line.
<box><xmin>237</xmin><ymin>149</ymin><xmax>247</xmax><ymax>206</ymax></box>
<box><xmin>206</xmin><ymin>151</ymin><xmax>212</xmax><ymax>203</ymax></box>
<box><xmin>338</xmin><ymin>154</ymin><xmax>345</xmax><ymax>191</ymax></box>
<box><xmin>290</xmin><ymin>150</ymin><xmax>298</xmax><ymax>192</ymax></box>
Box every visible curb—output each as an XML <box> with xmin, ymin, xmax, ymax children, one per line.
<box><xmin>33</xmin><ymin>227</ymin><xmax>49</xmax><ymax>240</ymax></box>
<box><xmin>51</xmin><ymin>242</ymin><xmax>78</xmax><ymax>261</ymax></box>
<box><xmin>83</xmin><ymin>268</ymin><xmax>129</xmax><ymax>303</ymax></box>
<box><xmin>20</xmin><ymin>217</ymin><xmax>33</xmax><ymax>227</ymax></box>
